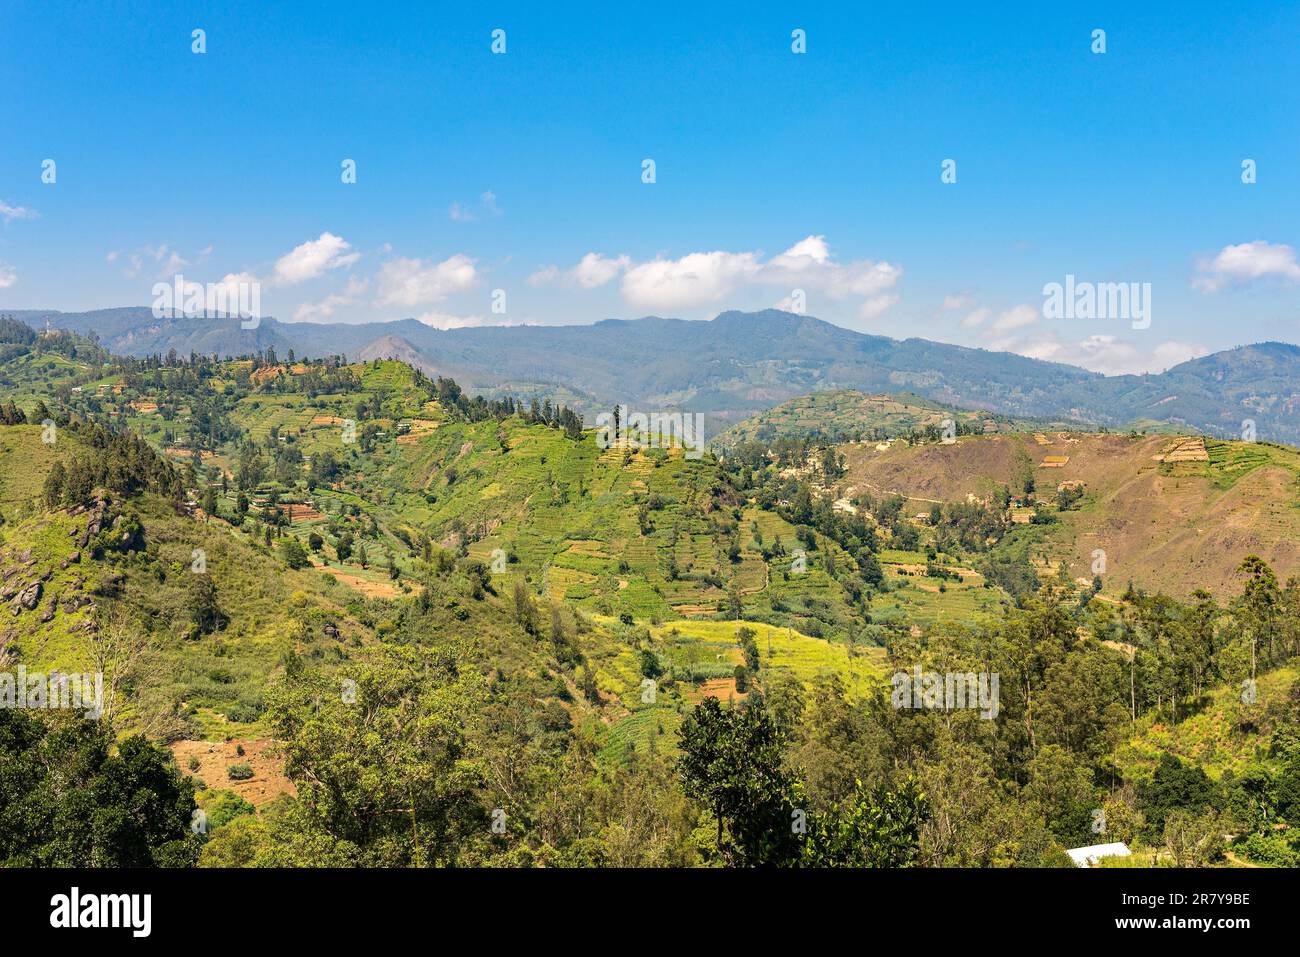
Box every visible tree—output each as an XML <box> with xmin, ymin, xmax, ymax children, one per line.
<box><xmin>1237</xmin><ymin>555</ymin><xmax>1280</xmax><ymax>676</ymax></box>
<box><xmin>1139</xmin><ymin>753</ymin><xmax>1219</xmax><ymax>841</ymax></box>
<box><xmin>335</xmin><ymin>531</ymin><xmax>354</xmax><ymax>563</ymax></box>
<box><xmin>801</xmin><ymin>777</ymin><xmax>927</xmax><ymax>868</ymax></box>
<box><xmin>859</xmin><ymin>551</ymin><xmax>884</xmax><ymax>588</ymax></box>
<box><xmin>186</xmin><ymin>573</ymin><xmax>228</xmax><ymax>636</ymax></box>
<box><xmin>725</xmin><ymin>580</ymin><xmax>743</xmax><ymax>619</ymax></box>
<box><xmin>42</xmin><ymin>460</ymin><xmax>66</xmax><ymax>507</ymax></box>
<box><xmin>820</xmin><ymin>447</ymin><xmax>843</xmax><ymax>485</ymax></box>
<box><xmin>1024</xmin><ymin>745</ymin><xmax>1098</xmax><ymax>846</ymax></box>
<box><xmin>201</xmin><ymin>486</ymin><xmax>218</xmax><ymax>522</ymax></box>
<box><xmin>676</xmin><ymin>697</ymin><xmax>799</xmax><ymax>866</ymax></box>
<box><xmin>512</xmin><ymin>581</ymin><xmax>538</xmax><ymax>635</ymax></box>
<box><xmin>261</xmin><ymin>643</ymin><xmax>489</xmax><ymax>866</ymax></box>
<box><xmin>1163</xmin><ymin>809</ymin><xmax>1225</xmax><ymax>866</ymax></box>
<box><xmin>736</xmin><ymin>627</ymin><xmax>761</xmax><ymax>673</ymax></box>
<box><xmin>0</xmin><ymin>709</ymin><xmax>201</xmax><ymax>866</ymax></box>
<box><xmin>639</xmin><ymin>649</ymin><xmax>663</xmax><ymax>679</ymax></box>
<box><xmin>87</xmin><ymin>607</ymin><xmax>163</xmax><ymax>731</ymax></box>
<box><xmin>464</xmin><ymin>560</ymin><xmax>492</xmax><ymax>599</ymax></box>
<box><xmin>279</xmin><ymin>536</ymin><xmax>310</xmax><ymax>570</ymax></box>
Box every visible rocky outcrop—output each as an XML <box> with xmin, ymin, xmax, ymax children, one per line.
<box><xmin>79</xmin><ymin>496</ymin><xmax>111</xmax><ymax>549</ymax></box>
<box><xmin>11</xmin><ymin>581</ymin><xmax>42</xmax><ymax>613</ymax></box>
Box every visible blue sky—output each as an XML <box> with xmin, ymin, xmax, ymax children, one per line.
<box><xmin>1</xmin><ymin>0</ymin><xmax>1297</xmax><ymax>373</ymax></box>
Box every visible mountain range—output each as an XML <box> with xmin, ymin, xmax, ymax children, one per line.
<box><xmin>12</xmin><ymin>306</ymin><xmax>1300</xmax><ymax>443</ymax></box>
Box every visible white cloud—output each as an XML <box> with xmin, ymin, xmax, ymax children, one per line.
<box><xmin>0</xmin><ymin>202</ymin><xmax>37</xmax><ymax>223</ymax></box>
<box><xmin>990</xmin><ymin>303</ymin><xmax>1039</xmax><ymax>334</ymax></box>
<box><xmin>762</xmin><ymin>235</ymin><xmax>902</xmax><ymax>304</ymax></box>
<box><xmin>377</xmin><ymin>254</ymin><xmax>478</xmax><ymax>307</ymax></box>
<box><xmin>960</xmin><ymin>307</ymin><xmax>991</xmax><ymax>329</ymax></box>
<box><xmin>622</xmin><ymin>250</ymin><xmax>762</xmax><ymax>310</ymax></box>
<box><xmin>413</xmin><ymin>311</ymin><xmax>519</xmax><ymax>330</ymax></box>
<box><xmin>0</xmin><ymin>263</ymin><xmax>16</xmax><ymax>289</ymax></box>
<box><xmin>530</xmin><ymin>253</ymin><xmax>631</xmax><ymax>289</ymax></box>
<box><xmin>942</xmin><ymin>291</ymin><xmax>975</xmax><ymax>310</ymax></box>
<box><xmin>858</xmin><ymin>294</ymin><xmax>899</xmax><ymax>319</ymax></box>
<box><xmin>449</xmin><ymin>191</ymin><xmax>502</xmax><ymax>222</ymax></box>
<box><xmin>294</xmin><ymin>276</ymin><xmax>369</xmax><ymax>322</ymax></box>
<box><xmin>121</xmin><ymin>244</ymin><xmax>171</xmax><ymax>279</ymax></box>
<box><xmin>1193</xmin><ymin>240</ymin><xmax>1300</xmax><ymax>292</ymax></box>
<box><xmin>1151</xmin><ymin>340</ymin><xmax>1210</xmax><ymax>370</ymax></box>
<box><xmin>272</xmin><ymin>232</ymin><xmax>360</xmax><ymax>285</ymax></box>
<box><xmin>572</xmin><ymin>252</ymin><xmax>631</xmax><ymax>289</ymax></box>
<box><xmin>996</xmin><ymin>332</ymin><xmax>1209</xmax><ymax>375</ymax></box>
<box><xmin>767</xmin><ymin>234</ymin><xmax>831</xmax><ymax>268</ymax></box>
<box><xmin>217</xmin><ymin>270</ymin><xmax>259</xmax><ymax>292</ymax></box>
<box><xmin>116</xmin><ymin>242</ymin><xmax>213</xmax><ymax>280</ymax></box>
<box><xmin>532</xmin><ymin>235</ymin><xmax>903</xmax><ymax>317</ymax></box>
<box><xmin>160</xmin><ymin>250</ymin><xmax>189</xmax><ymax>276</ymax></box>
<box><xmin>526</xmin><ymin>264</ymin><xmax>561</xmax><ymax>286</ymax></box>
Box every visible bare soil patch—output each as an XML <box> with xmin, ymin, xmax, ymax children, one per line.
<box><xmin>170</xmin><ymin>739</ymin><xmax>296</xmax><ymax>806</ymax></box>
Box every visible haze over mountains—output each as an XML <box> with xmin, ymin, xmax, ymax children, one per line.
<box><xmin>15</xmin><ymin>306</ymin><xmax>1300</xmax><ymax>443</ymax></box>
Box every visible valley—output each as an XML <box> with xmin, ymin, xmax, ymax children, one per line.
<box><xmin>2</xmin><ymin>318</ymin><xmax>1299</xmax><ymax>870</ymax></box>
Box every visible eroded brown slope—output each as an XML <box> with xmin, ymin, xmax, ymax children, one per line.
<box><xmin>838</xmin><ymin>433</ymin><xmax>1300</xmax><ymax>598</ymax></box>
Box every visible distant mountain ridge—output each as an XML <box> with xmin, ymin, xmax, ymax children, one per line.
<box><xmin>12</xmin><ymin>306</ymin><xmax>1300</xmax><ymax>443</ymax></box>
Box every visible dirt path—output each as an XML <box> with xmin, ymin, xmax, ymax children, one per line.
<box><xmin>852</xmin><ymin>478</ymin><xmax>946</xmax><ymax>505</ymax></box>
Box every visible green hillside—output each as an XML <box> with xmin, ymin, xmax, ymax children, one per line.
<box><xmin>714</xmin><ymin>389</ymin><xmax>1058</xmax><ymax>447</ymax></box>
<box><xmin>5</xmin><ymin>324</ymin><xmax>1300</xmax><ymax>871</ymax></box>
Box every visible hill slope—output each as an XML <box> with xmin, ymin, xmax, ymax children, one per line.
<box><xmin>836</xmin><ymin>431</ymin><xmax>1300</xmax><ymax>597</ymax></box>
<box><xmin>23</xmin><ymin>307</ymin><xmax>1300</xmax><ymax>443</ymax></box>
<box><xmin>713</xmin><ymin>389</ymin><xmax>1060</xmax><ymax>447</ymax></box>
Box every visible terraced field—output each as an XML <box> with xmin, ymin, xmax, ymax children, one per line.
<box><xmin>595</xmin><ymin>617</ymin><xmax>887</xmax><ymax>764</ymax></box>
<box><xmin>837</xmin><ymin>431</ymin><xmax>1300</xmax><ymax>598</ymax></box>
<box><xmin>713</xmin><ymin>389</ymin><xmax>1054</xmax><ymax>447</ymax></box>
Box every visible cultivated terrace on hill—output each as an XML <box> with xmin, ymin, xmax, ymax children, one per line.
<box><xmin>711</xmin><ymin>389</ymin><xmax>1067</xmax><ymax>448</ymax></box>
<box><xmin>27</xmin><ymin>307</ymin><xmax>1300</xmax><ymax>445</ymax></box>
<box><xmin>1</xmin><ymin>316</ymin><xmax>1300</xmax><ymax>869</ymax></box>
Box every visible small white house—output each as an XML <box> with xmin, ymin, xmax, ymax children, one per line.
<box><xmin>1066</xmin><ymin>842</ymin><xmax>1132</xmax><ymax>868</ymax></box>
